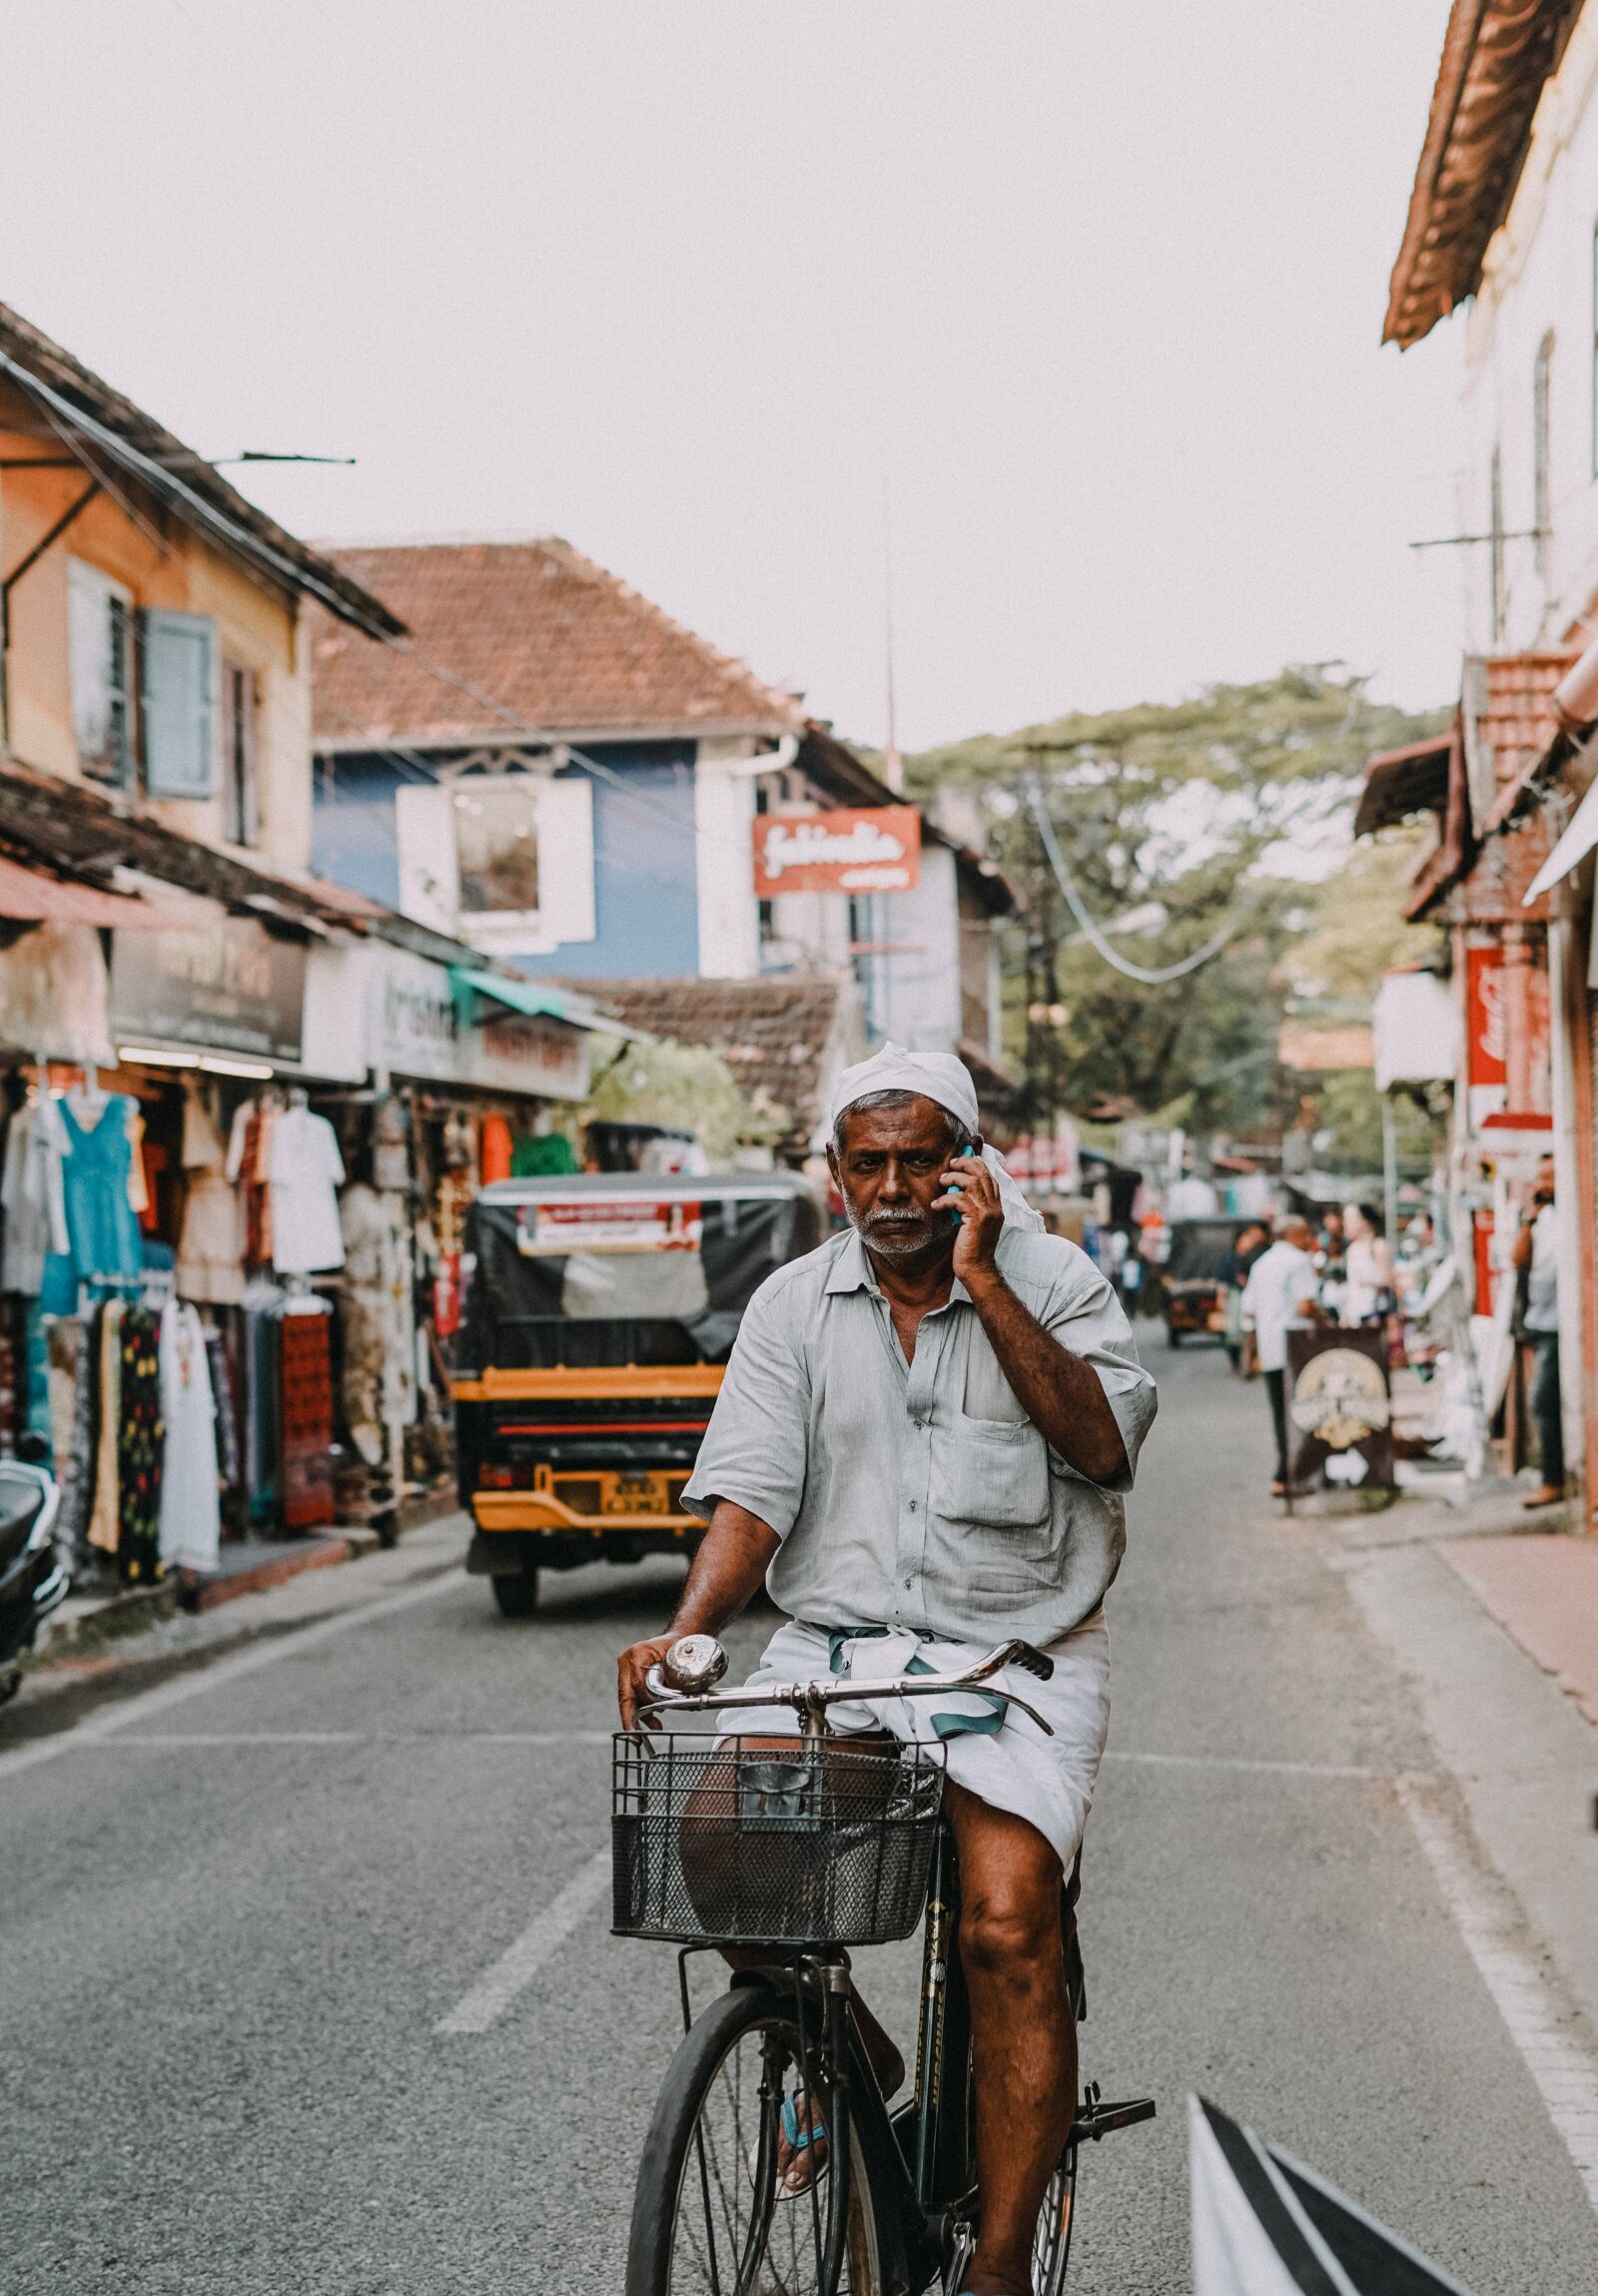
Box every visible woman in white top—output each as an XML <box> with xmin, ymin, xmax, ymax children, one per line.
<box><xmin>1341</xmin><ymin>1202</ymin><xmax>1395</xmax><ymax>1327</ymax></box>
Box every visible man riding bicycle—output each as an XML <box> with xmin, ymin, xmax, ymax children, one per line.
<box><xmin>617</xmin><ymin>1044</ymin><xmax>1157</xmax><ymax>2296</ymax></box>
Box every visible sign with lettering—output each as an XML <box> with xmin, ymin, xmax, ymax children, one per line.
<box><xmin>110</xmin><ymin>918</ymin><xmax>305</xmax><ymax>1062</ymax></box>
<box><xmin>516</xmin><ymin>1196</ymin><xmax>702</xmax><ymax>1254</ymax></box>
<box><xmin>753</xmin><ymin>806</ymin><xmax>921</xmax><ymax>896</ymax></box>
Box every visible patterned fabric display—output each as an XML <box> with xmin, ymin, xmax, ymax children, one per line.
<box><xmin>116</xmin><ymin>1305</ymin><xmax>164</xmax><ymax>1583</ymax></box>
<box><xmin>279</xmin><ymin>1306</ymin><xmax>335</xmax><ymax>1530</ymax></box>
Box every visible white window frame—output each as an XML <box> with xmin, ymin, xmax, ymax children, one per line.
<box><xmin>396</xmin><ymin>763</ymin><xmax>595</xmax><ymax>955</ymax></box>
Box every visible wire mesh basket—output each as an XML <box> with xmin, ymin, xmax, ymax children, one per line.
<box><xmin>611</xmin><ymin>1732</ymin><xmax>946</xmax><ymax>1946</ymax></box>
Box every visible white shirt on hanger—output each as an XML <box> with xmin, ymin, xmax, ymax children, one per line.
<box><xmin>267</xmin><ymin>1106</ymin><xmax>346</xmax><ymax>1274</ymax></box>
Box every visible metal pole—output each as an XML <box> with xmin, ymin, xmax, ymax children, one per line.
<box><xmin>1381</xmin><ymin>1094</ymin><xmax>1399</xmax><ymax>1252</ymax></box>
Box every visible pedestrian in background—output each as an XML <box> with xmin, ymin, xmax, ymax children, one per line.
<box><xmin>1341</xmin><ymin>1203</ymin><xmax>1395</xmax><ymax>1328</ymax></box>
<box><xmin>1219</xmin><ymin>1219</ymin><xmax>1268</xmax><ymax>1373</ymax></box>
<box><xmin>1240</xmin><ymin>1214</ymin><xmax>1320</xmax><ymax>1496</ymax></box>
<box><xmin>1514</xmin><ymin>1152</ymin><xmax>1564</xmax><ymax>1509</ymax></box>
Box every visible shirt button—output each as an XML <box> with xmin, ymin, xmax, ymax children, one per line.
<box><xmin>902</xmin><ymin>1577</ymin><xmax>913</xmax><ymax>1589</ymax></box>
<box><xmin>908</xmin><ymin>1500</ymin><xmax>918</xmax><ymax>1512</ymax></box>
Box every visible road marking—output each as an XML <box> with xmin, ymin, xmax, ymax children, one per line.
<box><xmin>0</xmin><ymin>1568</ymin><xmax>461</xmax><ymax>1785</ymax></box>
<box><xmin>1104</xmin><ymin>1749</ymin><xmax>1407</xmax><ymax>1782</ymax></box>
<box><xmin>1398</xmin><ymin>1778</ymin><xmax>1598</xmax><ymax>2216</ymax></box>
<box><xmin>435</xmin><ymin>1851</ymin><xmax>611</xmax><ymax>2035</ymax></box>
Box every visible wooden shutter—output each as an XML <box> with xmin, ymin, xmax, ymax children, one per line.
<box><xmin>140</xmin><ymin>609</ymin><xmax>217</xmax><ymax>797</ymax></box>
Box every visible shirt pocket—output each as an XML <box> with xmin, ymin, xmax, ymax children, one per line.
<box><xmin>931</xmin><ymin>1410</ymin><xmax>1051</xmax><ymax>1532</ymax></box>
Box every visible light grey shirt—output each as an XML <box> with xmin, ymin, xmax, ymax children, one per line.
<box><xmin>682</xmin><ymin>1224</ymin><xmax>1158</xmax><ymax>1645</ymax></box>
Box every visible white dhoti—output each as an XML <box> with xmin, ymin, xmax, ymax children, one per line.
<box><xmin>718</xmin><ymin>1608</ymin><xmax>1111</xmax><ymax>1875</ymax></box>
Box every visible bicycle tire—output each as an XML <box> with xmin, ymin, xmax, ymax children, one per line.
<box><xmin>1029</xmin><ymin>2142</ymin><xmax>1078</xmax><ymax>2294</ymax></box>
<box><xmin>625</xmin><ymin>1980</ymin><xmax>885</xmax><ymax>2296</ymax></box>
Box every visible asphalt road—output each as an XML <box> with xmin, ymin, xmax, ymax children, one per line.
<box><xmin>6</xmin><ymin>1334</ymin><xmax>1598</xmax><ymax>2292</ymax></box>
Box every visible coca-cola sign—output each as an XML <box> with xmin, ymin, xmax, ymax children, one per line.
<box><xmin>753</xmin><ymin>806</ymin><xmax>921</xmax><ymax>896</ymax></box>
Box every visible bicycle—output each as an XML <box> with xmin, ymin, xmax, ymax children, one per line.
<box><xmin>613</xmin><ymin>1633</ymin><xmax>1155</xmax><ymax>2294</ymax></box>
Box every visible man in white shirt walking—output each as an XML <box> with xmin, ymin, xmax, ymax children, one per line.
<box><xmin>1240</xmin><ymin>1214</ymin><xmax>1321</xmax><ymax>1496</ymax></box>
<box><xmin>1513</xmin><ymin>1153</ymin><xmax>1564</xmax><ymax>1509</ymax></box>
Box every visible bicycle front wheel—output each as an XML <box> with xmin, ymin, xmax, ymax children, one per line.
<box><xmin>626</xmin><ymin>1980</ymin><xmax>884</xmax><ymax>2296</ymax></box>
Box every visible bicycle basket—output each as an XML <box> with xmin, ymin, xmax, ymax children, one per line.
<box><xmin>611</xmin><ymin>1733</ymin><xmax>945</xmax><ymax>1946</ymax></box>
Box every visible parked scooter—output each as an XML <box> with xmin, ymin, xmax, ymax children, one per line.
<box><xmin>0</xmin><ymin>1444</ymin><xmax>67</xmax><ymax>1705</ymax></box>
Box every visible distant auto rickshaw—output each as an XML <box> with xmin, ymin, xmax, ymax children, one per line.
<box><xmin>1161</xmin><ymin>1215</ymin><xmax>1248</xmax><ymax>1347</ymax></box>
<box><xmin>451</xmin><ymin>1170</ymin><xmax>823</xmax><ymax>1615</ymax></box>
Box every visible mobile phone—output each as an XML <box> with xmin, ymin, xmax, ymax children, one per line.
<box><xmin>943</xmin><ymin>1143</ymin><xmax>979</xmax><ymax>1206</ymax></box>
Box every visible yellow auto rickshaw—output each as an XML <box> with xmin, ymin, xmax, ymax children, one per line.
<box><xmin>452</xmin><ymin>1170</ymin><xmax>822</xmax><ymax>1615</ymax></box>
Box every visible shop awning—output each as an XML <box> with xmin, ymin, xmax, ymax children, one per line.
<box><xmin>1523</xmin><ymin>775</ymin><xmax>1598</xmax><ymax>904</ymax></box>
<box><xmin>0</xmin><ymin>854</ymin><xmax>185</xmax><ymax>930</ymax></box>
<box><xmin>449</xmin><ymin>967</ymin><xmax>644</xmax><ymax>1039</ymax></box>
<box><xmin>1353</xmin><ymin>736</ymin><xmax>1452</xmax><ymax>839</ymax></box>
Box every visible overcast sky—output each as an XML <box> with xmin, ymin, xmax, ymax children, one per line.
<box><xmin>2</xmin><ymin>1</ymin><xmax>1461</xmax><ymax>752</ymax></box>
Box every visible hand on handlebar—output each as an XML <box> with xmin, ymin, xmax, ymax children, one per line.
<box><xmin>617</xmin><ymin>1635</ymin><xmax>676</xmax><ymax>1733</ymax></box>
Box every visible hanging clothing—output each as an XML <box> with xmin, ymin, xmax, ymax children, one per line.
<box><xmin>41</xmin><ymin>1094</ymin><xmax>144</xmax><ymax>1314</ymax></box>
<box><xmin>339</xmin><ymin>1184</ymin><xmax>415</xmax><ymax>1466</ymax></box>
<box><xmin>116</xmin><ymin>1304</ymin><xmax>164</xmax><ymax>1583</ymax></box>
<box><xmin>158</xmin><ymin>1301</ymin><xmax>221</xmax><ymax>1574</ymax></box>
<box><xmin>207</xmin><ymin>1327</ymin><xmax>242</xmax><ymax>1492</ymax></box>
<box><xmin>177</xmin><ymin>1084</ymin><xmax>246</xmax><ymax>1306</ymax></box>
<box><xmin>279</xmin><ymin>1300</ymin><xmax>335</xmax><ymax>1529</ymax></box>
<box><xmin>479</xmin><ymin>1113</ymin><xmax>513</xmax><ymax>1185</ymax></box>
<box><xmin>240</xmin><ymin>1279</ymin><xmax>284</xmax><ymax>1524</ymax></box>
<box><xmin>268</xmin><ymin>1106</ymin><xmax>346</xmax><ymax>1275</ymax></box>
<box><xmin>51</xmin><ymin>1313</ymin><xmax>97</xmax><ymax>1569</ymax></box>
<box><xmin>510</xmin><ymin>1131</ymin><xmax>579</xmax><ymax>1177</ymax></box>
<box><xmin>1</xmin><ymin>1097</ymin><xmax>69</xmax><ymax>1294</ymax></box>
<box><xmin>227</xmin><ymin>1102</ymin><xmax>277</xmax><ymax>1270</ymax></box>
<box><xmin>86</xmin><ymin>1299</ymin><xmax>125</xmax><ymax>1556</ymax></box>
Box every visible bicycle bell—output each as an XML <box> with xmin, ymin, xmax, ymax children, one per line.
<box><xmin>662</xmin><ymin>1634</ymin><xmax>728</xmax><ymax>1693</ymax></box>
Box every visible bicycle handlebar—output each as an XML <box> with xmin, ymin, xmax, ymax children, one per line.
<box><xmin>638</xmin><ymin>1634</ymin><xmax>1057</xmax><ymax>1738</ymax></box>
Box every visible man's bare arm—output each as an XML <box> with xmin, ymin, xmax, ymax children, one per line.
<box><xmin>616</xmin><ymin>1499</ymin><xmax>778</xmax><ymax>1728</ymax></box>
<box><xmin>962</xmin><ymin>1267</ymin><xmax>1129</xmax><ymax>1485</ymax></box>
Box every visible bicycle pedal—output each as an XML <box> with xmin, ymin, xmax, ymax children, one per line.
<box><xmin>1070</xmin><ymin>2093</ymin><xmax>1157</xmax><ymax>2142</ymax></box>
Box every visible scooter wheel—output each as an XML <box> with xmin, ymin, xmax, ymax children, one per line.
<box><xmin>0</xmin><ymin>1668</ymin><xmax>22</xmax><ymax>1707</ymax></box>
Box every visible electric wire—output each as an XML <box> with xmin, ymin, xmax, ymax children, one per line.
<box><xmin>1024</xmin><ymin>773</ymin><xmax>1243</xmax><ymax>986</ymax></box>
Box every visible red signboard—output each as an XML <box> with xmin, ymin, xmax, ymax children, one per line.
<box><xmin>1465</xmin><ymin>948</ymin><xmax>1505</xmax><ymax>1088</ymax></box>
<box><xmin>753</xmin><ymin>806</ymin><xmax>921</xmax><ymax>897</ymax></box>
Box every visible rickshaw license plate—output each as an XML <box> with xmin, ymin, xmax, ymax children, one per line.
<box><xmin>608</xmin><ymin>1476</ymin><xmax>666</xmax><ymax>1514</ymax></box>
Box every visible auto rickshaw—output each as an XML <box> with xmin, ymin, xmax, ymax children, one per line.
<box><xmin>1161</xmin><ymin>1215</ymin><xmax>1248</xmax><ymax>1346</ymax></box>
<box><xmin>452</xmin><ymin>1169</ymin><xmax>823</xmax><ymax>1615</ymax></box>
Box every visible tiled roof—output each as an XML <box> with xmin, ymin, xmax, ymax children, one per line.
<box><xmin>554</xmin><ymin>974</ymin><xmax>863</xmax><ymax>1150</ymax></box>
<box><xmin>0</xmin><ymin>303</ymin><xmax>402</xmax><ymax>640</ymax></box>
<box><xmin>1384</xmin><ymin>2</ymin><xmax>1581</xmax><ymax>349</ymax></box>
<box><xmin>311</xmin><ymin>538</ymin><xmax>808</xmax><ymax>748</ymax></box>
<box><xmin>1478</xmin><ymin>649</ymin><xmax>1576</xmax><ymax>829</ymax></box>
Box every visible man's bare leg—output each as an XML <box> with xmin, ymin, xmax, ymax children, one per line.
<box><xmin>948</xmin><ymin>1780</ymin><xmax>1075</xmax><ymax>2296</ymax></box>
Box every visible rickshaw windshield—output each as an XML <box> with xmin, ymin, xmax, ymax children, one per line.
<box><xmin>459</xmin><ymin>1179</ymin><xmax>821</xmax><ymax>1372</ymax></box>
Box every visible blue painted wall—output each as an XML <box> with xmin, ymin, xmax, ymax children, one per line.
<box><xmin>313</xmin><ymin>742</ymin><xmax>701</xmax><ymax>980</ymax></box>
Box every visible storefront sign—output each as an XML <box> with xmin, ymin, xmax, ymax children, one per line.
<box><xmin>516</xmin><ymin>1196</ymin><xmax>703</xmax><ymax>1254</ymax></box>
<box><xmin>302</xmin><ymin>945</ymin><xmax>590</xmax><ymax>1100</ymax></box>
<box><xmin>110</xmin><ymin>918</ymin><xmax>306</xmax><ymax>1062</ymax></box>
<box><xmin>1284</xmin><ymin>1328</ymin><xmax>1394</xmax><ymax>1495</ymax></box>
<box><xmin>753</xmin><ymin>806</ymin><xmax>921</xmax><ymax>896</ymax></box>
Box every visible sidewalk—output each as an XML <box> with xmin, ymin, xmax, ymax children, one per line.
<box><xmin>1325</xmin><ymin>1483</ymin><xmax>1598</xmax><ymax>2047</ymax></box>
<box><xmin>30</xmin><ymin>1483</ymin><xmax>461</xmax><ymax>1672</ymax></box>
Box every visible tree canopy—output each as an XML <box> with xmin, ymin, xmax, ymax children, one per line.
<box><xmin>907</xmin><ymin>667</ymin><xmax>1447</xmax><ymax>1139</ymax></box>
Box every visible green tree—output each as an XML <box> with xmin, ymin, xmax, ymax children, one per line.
<box><xmin>908</xmin><ymin>668</ymin><xmax>1446</xmax><ymax>1137</ymax></box>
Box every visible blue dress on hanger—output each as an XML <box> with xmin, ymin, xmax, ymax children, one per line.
<box><xmin>39</xmin><ymin>1095</ymin><xmax>145</xmax><ymax>1315</ymax></box>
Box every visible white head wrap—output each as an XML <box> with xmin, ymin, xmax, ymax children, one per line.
<box><xmin>828</xmin><ymin>1041</ymin><xmax>1044</xmax><ymax>1233</ymax></box>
